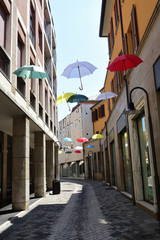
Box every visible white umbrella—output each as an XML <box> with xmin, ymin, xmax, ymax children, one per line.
<box><xmin>95</xmin><ymin>92</ymin><xmax>118</xmax><ymax>101</ymax></box>
<box><xmin>75</xmin><ymin>146</ymin><xmax>83</xmax><ymax>150</ymax></box>
<box><xmin>61</xmin><ymin>60</ymin><xmax>97</xmax><ymax>90</ymax></box>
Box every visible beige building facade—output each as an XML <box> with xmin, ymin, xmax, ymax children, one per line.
<box><xmin>0</xmin><ymin>0</ymin><xmax>58</xmax><ymax>210</ymax></box>
<box><xmin>59</xmin><ymin>104</ymin><xmax>94</xmax><ymax>179</ymax></box>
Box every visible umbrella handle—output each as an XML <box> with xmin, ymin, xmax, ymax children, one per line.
<box><xmin>78</xmin><ymin>65</ymin><xmax>83</xmax><ymax>90</ymax></box>
<box><xmin>79</xmin><ymin>77</ymin><xmax>83</xmax><ymax>90</ymax></box>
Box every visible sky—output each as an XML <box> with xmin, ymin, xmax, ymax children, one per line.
<box><xmin>50</xmin><ymin>0</ymin><xmax>109</xmax><ymax>121</ymax></box>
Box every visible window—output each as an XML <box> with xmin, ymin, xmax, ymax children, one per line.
<box><xmin>114</xmin><ymin>0</ymin><xmax>119</xmax><ymax>30</ymax></box>
<box><xmin>123</xmin><ymin>33</ymin><xmax>128</xmax><ymax>55</ymax></box>
<box><xmin>137</xmin><ymin>114</ymin><xmax>153</xmax><ymax>203</ymax></box>
<box><xmin>110</xmin><ymin>17</ymin><xmax>114</xmax><ymax>48</ymax></box>
<box><xmin>98</xmin><ymin>104</ymin><xmax>105</xmax><ymax>118</ymax></box>
<box><xmin>0</xmin><ymin>46</ymin><xmax>9</xmax><ymax>77</ymax></box>
<box><xmin>39</xmin><ymin>79</ymin><xmax>43</xmax><ymax>104</ymax></box>
<box><xmin>0</xmin><ymin>4</ymin><xmax>6</xmax><ymax>48</ymax></box>
<box><xmin>92</xmin><ymin>109</ymin><xmax>98</xmax><ymax>122</ymax></box>
<box><xmin>108</xmin><ymin>99</ymin><xmax>111</xmax><ymax>114</ymax></box>
<box><xmin>30</xmin><ymin>3</ymin><xmax>35</xmax><ymax>46</ymax></box>
<box><xmin>108</xmin><ymin>33</ymin><xmax>111</xmax><ymax>60</ymax></box>
<box><xmin>131</xmin><ymin>5</ymin><xmax>139</xmax><ymax>54</ymax></box>
<box><xmin>75</xmin><ymin>121</ymin><xmax>77</xmax><ymax>128</ymax></box>
<box><xmin>38</xmin><ymin>24</ymin><xmax>42</xmax><ymax>52</ymax></box>
<box><xmin>17</xmin><ymin>77</ymin><xmax>25</xmax><ymax>97</ymax></box>
<box><xmin>94</xmin><ymin>153</ymin><xmax>97</xmax><ymax>173</ymax></box>
<box><xmin>62</xmin><ymin>129</ymin><xmax>65</xmax><ymax>135</ymax></box>
<box><xmin>98</xmin><ymin>152</ymin><xmax>101</xmax><ymax>172</ymax></box>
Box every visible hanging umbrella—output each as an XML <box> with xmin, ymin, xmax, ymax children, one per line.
<box><xmin>65</xmin><ymin>151</ymin><xmax>72</xmax><ymax>154</ymax></box>
<box><xmin>77</xmin><ymin>137</ymin><xmax>88</xmax><ymax>143</ymax></box>
<box><xmin>58</xmin><ymin>150</ymin><xmax>63</xmax><ymax>154</ymax></box>
<box><xmin>61</xmin><ymin>60</ymin><xmax>97</xmax><ymax>90</ymax></box>
<box><xmin>56</xmin><ymin>92</ymin><xmax>76</xmax><ymax>104</ymax></box>
<box><xmin>13</xmin><ymin>65</ymin><xmax>48</xmax><ymax>79</ymax></box>
<box><xmin>62</xmin><ymin>137</ymin><xmax>73</xmax><ymax>142</ymax></box>
<box><xmin>63</xmin><ymin>146</ymin><xmax>71</xmax><ymax>150</ymax></box>
<box><xmin>92</xmin><ymin>134</ymin><xmax>104</xmax><ymax>139</ymax></box>
<box><xmin>75</xmin><ymin>146</ymin><xmax>83</xmax><ymax>150</ymax></box>
<box><xmin>67</xmin><ymin>94</ymin><xmax>88</xmax><ymax>103</ymax></box>
<box><xmin>95</xmin><ymin>92</ymin><xmax>118</xmax><ymax>101</ymax></box>
<box><xmin>107</xmin><ymin>54</ymin><xmax>143</xmax><ymax>72</ymax></box>
<box><xmin>75</xmin><ymin>150</ymin><xmax>81</xmax><ymax>153</ymax></box>
<box><xmin>87</xmin><ymin>145</ymin><xmax>95</xmax><ymax>148</ymax></box>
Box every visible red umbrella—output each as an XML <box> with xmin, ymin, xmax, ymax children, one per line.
<box><xmin>107</xmin><ymin>54</ymin><xmax>143</xmax><ymax>72</ymax></box>
<box><xmin>77</xmin><ymin>137</ymin><xmax>88</xmax><ymax>143</ymax></box>
<box><xmin>75</xmin><ymin>150</ymin><xmax>81</xmax><ymax>153</ymax></box>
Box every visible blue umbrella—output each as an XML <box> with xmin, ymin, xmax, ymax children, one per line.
<box><xmin>67</xmin><ymin>94</ymin><xmax>88</xmax><ymax>103</ymax></box>
<box><xmin>87</xmin><ymin>145</ymin><xmax>95</xmax><ymax>148</ymax></box>
<box><xmin>62</xmin><ymin>137</ymin><xmax>73</xmax><ymax>142</ymax></box>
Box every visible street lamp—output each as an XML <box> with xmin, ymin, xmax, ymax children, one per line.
<box><xmin>125</xmin><ymin>86</ymin><xmax>160</xmax><ymax>222</ymax></box>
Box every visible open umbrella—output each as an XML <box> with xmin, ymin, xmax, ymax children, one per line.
<box><xmin>107</xmin><ymin>54</ymin><xmax>143</xmax><ymax>106</ymax></box>
<box><xmin>75</xmin><ymin>146</ymin><xmax>83</xmax><ymax>150</ymax></box>
<box><xmin>77</xmin><ymin>137</ymin><xmax>88</xmax><ymax>143</ymax></box>
<box><xmin>61</xmin><ymin>60</ymin><xmax>97</xmax><ymax>90</ymax></box>
<box><xmin>65</xmin><ymin>151</ymin><xmax>72</xmax><ymax>154</ymax></box>
<box><xmin>62</xmin><ymin>137</ymin><xmax>73</xmax><ymax>142</ymax></box>
<box><xmin>67</xmin><ymin>94</ymin><xmax>88</xmax><ymax>103</ymax></box>
<box><xmin>87</xmin><ymin>145</ymin><xmax>95</xmax><ymax>148</ymax></box>
<box><xmin>92</xmin><ymin>134</ymin><xmax>104</xmax><ymax>139</ymax></box>
<box><xmin>13</xmin><ymin>65</ymin><xmax>48</xmax><ymax>79</ymax></box>
<box><xmin>75</xmin><ymin>150</ymin><xmax>81</xmax><ymax>153</ymax></box>
<box><xmin>107</xmin><ymin>54</ymin><xmax>143</xmax><ymax>72</ymax></box>
<box><xmin>56</xmin><ymin>92</ymin><xmax>75</xmax><ymax>104</ymax></box>
<box><xmin>63</xmin><ymin>146</ymin><xmax>71</xmax><ymax>150</ymax></box>
<box><xmin>95</xmin><ymin>92</ymin><xmax>118</xmax><ymax>101</ymax></box>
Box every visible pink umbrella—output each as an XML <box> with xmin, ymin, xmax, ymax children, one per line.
<box><xmin>77</xmin><ymin>137</ymin><xmax>88</xmax><ymax>143</ymax></box>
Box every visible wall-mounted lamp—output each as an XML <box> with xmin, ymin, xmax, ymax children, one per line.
<box><xmin>124</xmin><ymin>101</ymin><xmax>141</xmax><ymax>115</ymax></box>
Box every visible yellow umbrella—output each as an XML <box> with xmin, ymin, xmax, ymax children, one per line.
<box><xmin>92</xmin><ymin>134</ymin><xmax>104</xmax><ymax>139</ymax></box>
<box><xmin>58</xmin><ymin>150</ymin><xmax>63</xmax><ymax>154</ymax></box>
<box><xmin>56</xmin><ymin>92</ymin><xmax>75</xmax><ymax>104</ymax></box>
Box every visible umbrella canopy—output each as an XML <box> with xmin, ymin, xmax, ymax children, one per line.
<box><xmin>92</xmin><ymin>134</ymin><xmax>104</xmax><ymax>139</ymax></box>
<box><xmin>107</xmin><ymin>54</ymin><xmax>143</xmax><ymax>72</ymax></box>
<box><xmin>56</xmin><ymin>92</ymin><xmax>75</xmax><ymax>104</ymax></box>
<box><xmin>63</xmin><ymin>146</ymin><xmax>71</xmax><ymax>150</ymax></box>
<box><xmin>75</xmin><ymin>146</ymin><xmax>83</xmax><ymax>150</ymax></box>
<box><xmin>75</xmin><ymin>150</ymin><xmax>81</xmax><ymax>153</ymax></box>
<box><xmin>61</xmin><ymin>60</ymin><xmax>97</xmax><ymax>90</ymax></box>
<box><xmin>95</xmin><ymin>92</ymin><xmax>118</xmax><ymax>101</ymax></box>
<box><xmin>61</xmin><ymin>137</ymin><xmax>73</xmax><ymax>142</ymax></box>
<box><xmin>58</xmin><ymin>150</ymin><xmax>63</xmax><ymax>154</ymax></box>
<box><xmin>65</xmin><ymin>151</ymin><xmax>72</xmax><ymax>154</ymax></box>
<box><xmin>67</xmin><ymin>94</ymin><xmax>88</xmax><ymax>103</ymax></box>
<box><xmin>77</xmin><ymin>137</ymin><xmax>88</xmax><ymax>143</ymax></box>
<box><xmin>13</xmin><ymin>65</ymin><xmax>48</xmax><ymax>79</ymax></box>
<box><xmin>87</xmin><ymin>145</ymin><xmax>95</xmax><ymax>148</ymax></box>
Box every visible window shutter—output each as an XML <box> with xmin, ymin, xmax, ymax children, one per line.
<box><xmin>111</xmin><ymin>79</ymin><xmax>115</xmax><ymax>104</ymax></box>
<box><xmin>108</xmin><ymin>99</ymin><xmax>111</xmax><ymax>114</ymax></box>
<box><xmin>101</xmin><ymin>104</ymin><xmax>105</xmax><ymax>117</ymax></box>
<box><xmin>131</xmin><ymin>5</ymin><xmax>139</xmax><ymax>54</ymax></box>
<box><xmin>98</xmin><ymin>107</ymin><xmax>101</xmax><ymax>118</ymax></box>
<box><xmin>114</xmin><ymin>72</ymin><xmax>119</xmax><ymax>94</ymax></box>
<box><xmin>110</xmin><ymin>17</ymin><xmax>114</xmax><ymax>48</ymax></box>
<box><xmin>108</xmin><ymin>33</ymin><xmax>111</xmax><ymax>59</ymax></box>
<box><xmin>123</xmin><ymin>33</ymin><xmax>128</xmax><ymax>55</ymax></box>
<box><xmin>95</xmin><ymin>109</ymin><xmax>98</xmax><ymax>120</ymax></box>
<box><xmin>114</xmin><ymin>0</ymin><xmax>119</xmax><ymax>28</ymax></box>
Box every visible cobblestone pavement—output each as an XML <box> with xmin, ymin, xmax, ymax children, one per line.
<box><xmin>0</xmin><ymin>179</ymin><xmax>160</xmax><ymax>239</ymax></box>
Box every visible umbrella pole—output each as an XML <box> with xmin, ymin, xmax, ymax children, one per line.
<box><xmin>78</xmin><ymin>66</ymin><xmax>83</xmax><ymax>90</ymax></box>
<box><xmin>123</xmin><ymin>75</ymin><xmax>129</xmax><ymax>108</ymax></box>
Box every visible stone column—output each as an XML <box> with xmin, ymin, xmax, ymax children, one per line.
<box><xmin>46</xmin><ymin>141</ymin><xmax>54</xmax><ymax>190</ymax></box>
<box><xmin>34</xmin><ymin>132</ymin><xmax>46</xmax><ymax>198</ymax></box>
<box><xmin>12</xmin><ymin>116</ymin><xmax>30</xmax><ymax>210</ymax></box>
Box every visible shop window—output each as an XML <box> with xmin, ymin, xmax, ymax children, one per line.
<box><xmin>137</xmin><ymin>114</ymin><xmax>153</xmax><ymax>204</ymax></box>
<box><xmin>110</xmin><ymin>141</ymin><xmax>117</xmax><ymax>186</ymax></box>
<box><xmin>121</xmin><ymin>131</ymin><xmax>132</xmax><ymax>193</ymax></box>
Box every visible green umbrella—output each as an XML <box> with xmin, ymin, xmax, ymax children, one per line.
<box><xmin>13</xmin><ymin>65</ymin><xmax>48</xmax><ymax>79</ymax></box>
<box><xmin>67</xmin><ymin>94</ymin><xmax>88</xmax><ymax>103</ymax></box>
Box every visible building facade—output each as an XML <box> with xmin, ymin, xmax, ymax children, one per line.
<box><xmin>0</xmin><ymin>0</ymin><xmax>58</xmax><ymax>210</ymax></box>
<box><xmin>95</xmin><ymin>0</ymin><xmax>160</xmax><ymax>220</ymax></box>
<box><xmin>59</xmin><ymin>104</ymin><xmax>94</xmax><ymax>179</ymax></box>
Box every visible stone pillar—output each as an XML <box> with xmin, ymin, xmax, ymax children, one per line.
<box><xmin>12</xmin><ymin>116</ymin><xmax>30</xmax><ymax>210</ymax></box>
<box><xmin>46</xmin><ymin>141</ymin><xmax>54</xmax><ymax>190</ymax></box>
<box><xmin>34</xmin><ymin>132</ymin><xmax>46</xmax><ymax>197</ymax></box>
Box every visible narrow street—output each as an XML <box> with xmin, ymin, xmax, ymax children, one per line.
<box><xmin>0</xmin><ymin>180</ymin><xmax>160</xmax><ymax>240</ymax></box>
